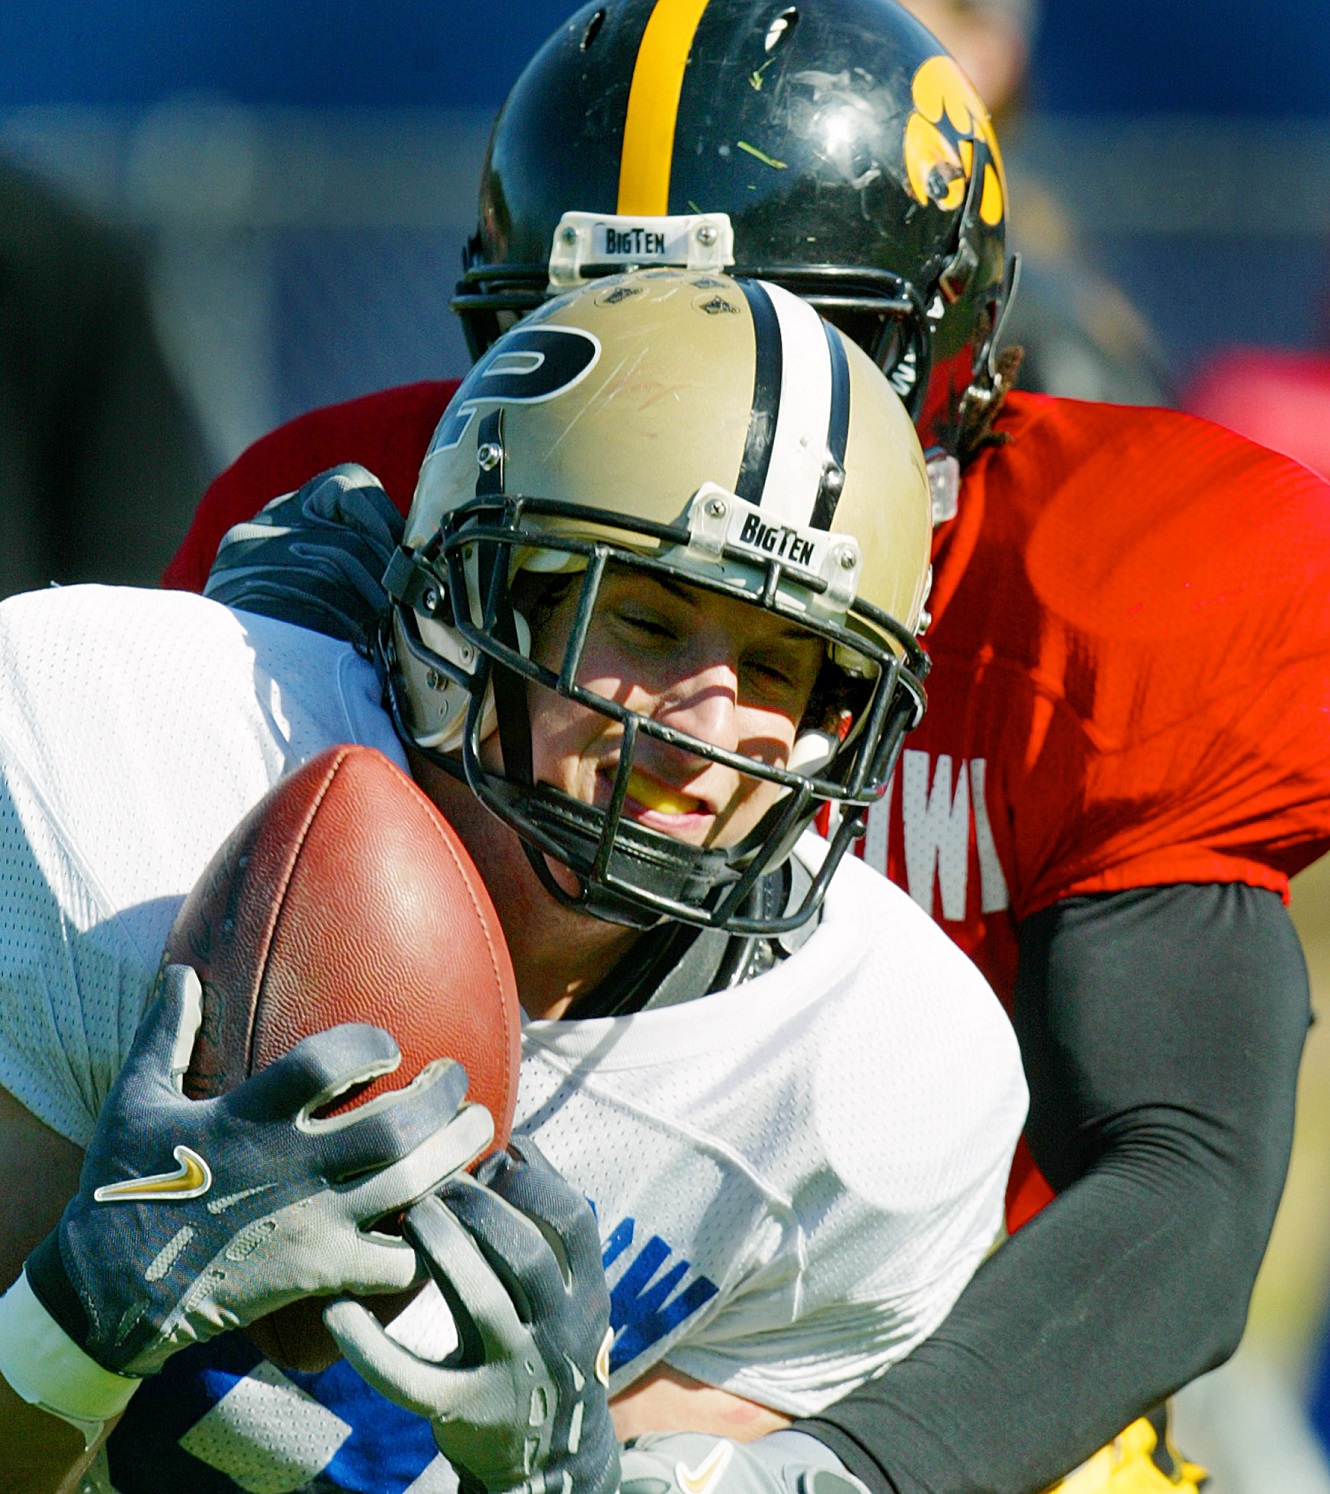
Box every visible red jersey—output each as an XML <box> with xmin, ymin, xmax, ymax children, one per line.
<box><xmin>166</xmin><ymin>386</ymin><xmax>1330</xmax><ymax>1226</ymax></box>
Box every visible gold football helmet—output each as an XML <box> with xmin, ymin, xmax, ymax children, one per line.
<box><xmin>383</xmin><ymin>269</ymin><xmax>931</xmax><ymax>933</ymax></box>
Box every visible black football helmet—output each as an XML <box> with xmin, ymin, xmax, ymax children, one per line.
<box><xmin>453</xmin><ymin>0</ymin><xmax>1016</xmax><ymax>465</ymax></box>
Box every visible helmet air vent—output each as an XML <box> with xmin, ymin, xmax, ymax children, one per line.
<box><xmin>581</xmin><ymin>8</ymin><xmax>607</xmax><ymax>51</ymax></box>
<box><xmin>765</xmin><ymin>8</ymin><xmax>799</xmax><ymax>54</ymax></box>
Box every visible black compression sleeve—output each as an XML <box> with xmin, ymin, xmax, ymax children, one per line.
<box><xmin>795</xmin><ymin>882</ymin><xmax>1310</xmax><ymax>1494</ymax></box>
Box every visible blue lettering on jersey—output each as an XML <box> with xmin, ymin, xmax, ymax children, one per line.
<box><xmin>109</xmin><ymin>1333</ymin><xmax>439</xmax><ymax>1494</ymax></box>
<box><xmin>602</xmin><ymin>1216</ymin><xmax>720</xmax><ymax>1371</ymax></box>
<box><xmin>108</xmin><ymin>1214</ymin><xmax>720</xmax><ymax>1493</ymax></box>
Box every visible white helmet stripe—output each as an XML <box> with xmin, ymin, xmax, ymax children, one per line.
<box><xmin>750</xmin><ymin>281</ymin><xmax>837</xmax><ymax>529</ymax></box>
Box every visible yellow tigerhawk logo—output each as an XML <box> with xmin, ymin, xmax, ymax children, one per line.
<box><xmin>903</xmin><ymin>55</ymin><xmax>1005</xmax><ymax>228</ymax></box>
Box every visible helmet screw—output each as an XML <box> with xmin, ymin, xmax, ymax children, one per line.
<box><xmin>705</xmin><ymin>496</ymin><xmax>728</xmax><ymax>518</ymax></box>
<box><xmin>425</xmin><ymin>668</ymin><xmax>443</xmax><ymax>689</ymax></box>
<box><xmin>422</xmin><ymin>586</ymin><xmax>440</xmax><ymax>612</ymax></box>
<box><xmin>695</xmin><ymin>223</ymin><xmax>717</xmax><ymax>246</ymax></box>
<box><xmin>560</xmin><ymin>225</ymin><xmax>579</xmax><ymax>245</ymax></box>
<box><xmin>836</xmin><ymin>546</ymin><xmax>857</xmax><ymax>570</ymax></box>
<box><xmin>476</xmin><ymin>442</ymin><xmax>502</xmax><ymax>471</ymax></box>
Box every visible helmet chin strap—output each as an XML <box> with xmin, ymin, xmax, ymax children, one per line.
<box><xmin>523</xmin><ymin>841</ymin><xmax>665</xmax><ymax>931</ymax></box>
<box><xmin>490</xmin><ymin>625</ymin><xmax>534</xmax><ymax>793</ymax></box>
<box><xmin>505</xmin><ymin>726</ymin><xmax>749</xmax><ymax>933</ymax></box>
<box><xmin>487</xmin><ymin>643</ymin><xmax>659</xmax><ymax>929</ymax></box>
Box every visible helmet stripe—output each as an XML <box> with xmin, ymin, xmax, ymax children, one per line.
<box><xmin>746</xmin><ymin>282</ymin><xmax>839</xmax><ymax>530</ymax></box>
<box><xmin>734</xmin><ymin>277</ymin><xmax>783</xmax><ymax>509</ymax></box>
<box><xmin>810</xmin><ymin>320</ymin><xmax>851</xmax><ymax>531</ymax></box>
<box><xmin>618</xmin><ymin>0</ymin><xmax>713</xmax><ymax>214</ymax></box>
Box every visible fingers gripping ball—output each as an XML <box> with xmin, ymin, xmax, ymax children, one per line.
<box><xmin>325</xmin><ymin>1144</ymin><xmax>619</xmax><ymax>1494</ymax></box>
<box><xmin>24</xmin><ymin>966</ymin><xmax>493</xmax><ymax>1381</ymax></box>
<box><xmin>165</xmin><ymin>744</ymin><xmax>521</xmax><ymax>1371</ymax></box>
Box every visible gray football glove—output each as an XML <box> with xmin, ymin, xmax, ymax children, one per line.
<box><xmin>25</xmin><ymin>963</ymin><xmax>493</xmax><ymax>1379</ymax></box>
<box><xmin>326</xmin><ymin>1142</ymin><xmax>619</xmax><ymax>1494</ymax></box>
<box><xmin>203</xmin><ymin>462</ymin><xmax>404</xmax><ymax>653</ymax></box>
<box><xmin>620</xmin><ymin>1432</ymin><xmax>873</xmax><ymax>1494</ymax></box>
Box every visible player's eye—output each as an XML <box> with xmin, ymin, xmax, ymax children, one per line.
<box><xmin>612</xmin><ymin>607</ymin><xmax>681</xmax><ymax>645</ymax></box>
<box><xmin>746</xmin><ymin>659</ymin><xmax>796</xmax><ymax>688</ymax></box>
<box><xmin>741</xmin><ymin>644</ymin><xmax>822</xmax><ymax>706</ymax></box>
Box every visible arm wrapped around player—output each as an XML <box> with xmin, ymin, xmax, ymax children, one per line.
<box><xmin>326</xmin><ymin>1140</ymin><xmax>620</xmax><ymax>1494</ymax></box>
<box><xmin>0</xmin><ymin>962</ymin><xmax>492</xmax><ymax>1424</ymax></box>
<box><xmin>202</xmin><ymin>461</ymin><xmax>404</xmax><ymax>652</ymax></box>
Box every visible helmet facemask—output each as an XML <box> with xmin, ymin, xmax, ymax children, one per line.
<box><xmin>386</xmin><ymin>486</ymin><xmax>926</xmax><ymax>935</ymax></box>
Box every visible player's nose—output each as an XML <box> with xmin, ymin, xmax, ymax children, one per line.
<box><xmin>652</xmin><ymin>657</ymin><xmax>741</xmax><ymax>755</ymax></box>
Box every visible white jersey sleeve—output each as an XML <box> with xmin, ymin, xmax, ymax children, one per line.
<box><xmin>0</xmin><ymin>584</ymin><xmax>405</xmax><ymax>1145</ymax></box>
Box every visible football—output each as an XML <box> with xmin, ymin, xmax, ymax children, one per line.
<box><xmin>164</xmin><ymin>743</ymin><xmax>521</xmax><ymax>1372</ymax></box>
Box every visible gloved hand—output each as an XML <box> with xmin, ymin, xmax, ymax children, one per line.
<box><xmin>326</xmin><ymin>1141</ymin><xmax>619</xmax><ymax>1494</ymax></box>
<box><xmin>24</xmin><ymin>963</ymin><xmax>493</xmax><ymax>1380</ymax></box>
<box><xmin>620</xmin><ymin>1431</ymin><xmax>873</xmax><ymax>1494</ymax></box>
<box><xmin>203</xmin><ymin>462</ymin><xmax>405</xmax><ymax>653</ymax></box>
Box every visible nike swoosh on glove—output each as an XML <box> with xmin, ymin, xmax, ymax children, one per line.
<box><xmin>326</xmin><ymin>1141</ymin><xmax>619</xmax><ymax>1494</ymax></box>
<box><xmin>25</xmin><ymin>963</ymin><xmax>492</xmax><ymax>1378</ymax></box>
<box><xmin>620</xmin><ymin>1432</ymin><xmax>872</xmax><ymax>1494</ymax></box>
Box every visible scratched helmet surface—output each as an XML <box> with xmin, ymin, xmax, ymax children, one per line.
<box><xmin>386</xmin><ymin>269</ymin><xmax>931</xmax><ymax>935</ymax></box>
<box><xmin>452</xmin><ymin>0</ymin><xmax>1013</xmax><ymax>461</ymax></box>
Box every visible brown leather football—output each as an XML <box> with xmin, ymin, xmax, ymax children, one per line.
<box><xmin>165</xmin><ymin>743</ymin><xmax>521</xmax><ymax>1372</ymax></box>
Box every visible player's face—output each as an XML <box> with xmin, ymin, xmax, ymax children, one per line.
<box><xmin>514</xmin><ymin>567</ymin><xmax>825</xmax><ymax>849</ymax></box>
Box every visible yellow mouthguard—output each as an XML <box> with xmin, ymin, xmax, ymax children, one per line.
<box><xmin>626</xmin><ymin>769</ymin><xmax>699</xmax><ymax>815</ymax></box>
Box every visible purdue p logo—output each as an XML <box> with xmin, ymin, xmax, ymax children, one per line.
<box><xmin>428</xmin><ymin>325</ymin><xmax>602</xmax><ymax>454</ymax></box>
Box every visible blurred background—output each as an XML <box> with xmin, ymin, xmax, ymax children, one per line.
<box><xmin>9</xmin><ymin>0</ymin><xmax>1330</xmax><ymax>480</ymax></box>
<box><xmin>5</xmin><ymin>1</ymin><xmax>1330</xmax><ymax>1487</ymax></box>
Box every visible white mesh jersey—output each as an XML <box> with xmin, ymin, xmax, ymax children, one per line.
<box><xmin>0</xmin><ymin>585</ymin><xmax>1027</xmax><ymax>1493</ymax></box>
